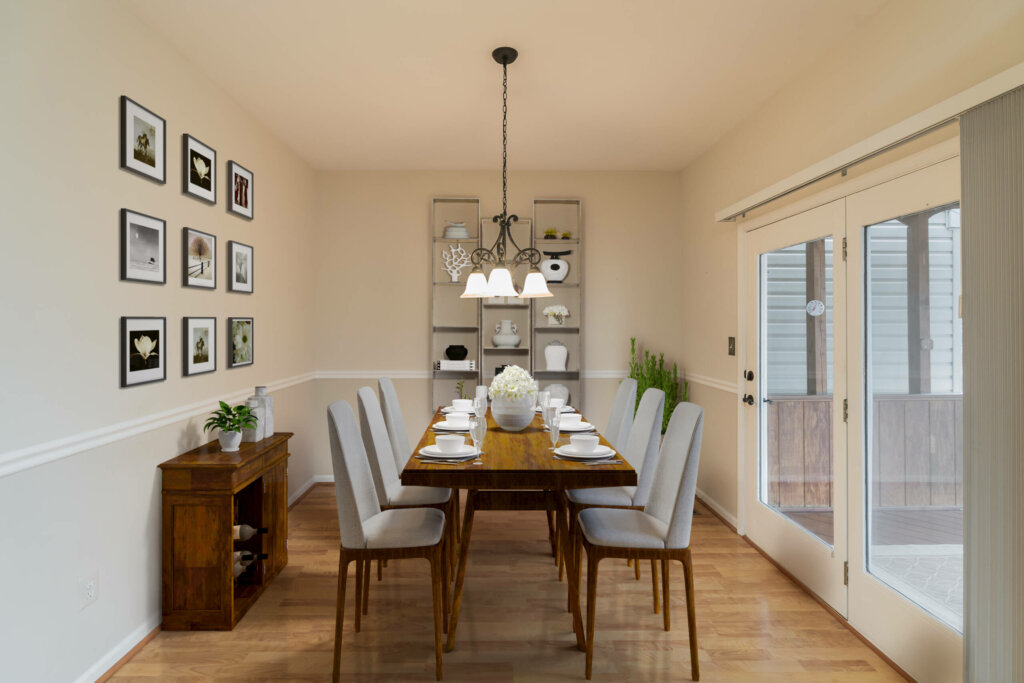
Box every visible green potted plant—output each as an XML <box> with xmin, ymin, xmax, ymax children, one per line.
<box><xmin>543</xmin><ymin>227</ymin><xmax>558</xmax><ymax>239</ymax></box>
<box><xmin>204</xmin><ymin>401</ymin><xmax>258</xmax><ymax>452</ymax></box>
<box><xmin>560</xmin><ymin>231</ymin><xmax>572</xmax><ymax>240</ymax></box>
<box><xmin>628</xmin><ymin>337</ymin><xmax>688</xmax><ymax>433</ymax></box>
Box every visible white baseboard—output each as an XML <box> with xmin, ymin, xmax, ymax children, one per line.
<box><xmin>289</xmin><ymin>474</ymin><xmax>334</xmax><ymax>506</ymax></box>
<box><xmin>696</xmin><ymin>486</ymin><xmax>738</xmax><ymax>529</ymax></box>
<box><xmin>73</xmin><ymin>614</ymin><xmax>161</xmax><ymax>683</ymax></box>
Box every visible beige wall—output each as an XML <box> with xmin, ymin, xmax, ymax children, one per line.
<box><xmin>675</xmin><ymin>0</ymin><xmax>1024</xmax><ymax>518</ymax></box>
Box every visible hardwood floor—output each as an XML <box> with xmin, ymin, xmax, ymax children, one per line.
<box><xmin>112</xmin><ymin>486</ymin><xmax>907</xmax><ymax>681</ymax></box>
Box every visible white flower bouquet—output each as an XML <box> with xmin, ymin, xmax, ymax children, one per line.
<box><xmin>489</xmin><ymin>364</ymin><xmax>538</xmax><ymax>401</ymax></box>
<box><xmin>543</xmin><ymin>304</ymin><xmax>570</xmax><ymax>324</ymax></box>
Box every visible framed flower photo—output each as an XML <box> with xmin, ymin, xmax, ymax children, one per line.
<box><xmin>228</xmin><ymin>241</ymin><xmax>254</xmax><ymax>293</ymax></box>
<box><xmin>228</xmin><ymin>317</ymin><xmax>254</xmax><ymax>368</ymax></box>
<box><xmin>183</xmin><ymin>316</ymin><xmax>216</xmax><ymax>377</ymax></box>
<box><xmin>120</xmin><ymin>96</ymin><xmax>165</xmax><ymax>184</ymax></box>
<box><xmin>182</xmin><ymin>134</ymin><xmax>217</xmax><ymax>204</ymax></box>
<box><xmin>120</xmin><ymin>209</ymin><xmax>166</xmax><ymax>284</ymax></box>
<box><xmin>121</xmin><ymin>316</ymin><xmax>166</xmax><ymax>387</ymax></box>
<box><xmin>228</xmin><ymin>161</ymin><xmax>254</xmax><ymax>219</ymax></box>
<box><xmin>182</xmin><ymin>227</ymin><xmax>216</xmax><ymax>289</ymax></box>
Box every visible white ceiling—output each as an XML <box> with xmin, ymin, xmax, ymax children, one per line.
<box><xmin>124</xmin><ymin>0</ymin><xmax>889</xmax><ymax>171</ymax></box>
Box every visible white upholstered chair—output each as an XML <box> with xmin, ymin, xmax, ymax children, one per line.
<box><xmin>378</xmin><ymin>376</ymin><xmax>412</xmax><ymax>470</ymax></box>
<box><xmin>604</xmin><ymin>378</ymin><xmax>638</xmax><ymax>453</ymax></box>
<box><xmin>327</xmin><ymin>400</ymin><xmax>448</xmax><ymax>681</ymax></box>
<box><xmin>577</xmin><ymin>402</ymin><xmax>704</xmax><ymax>680</ymax></box>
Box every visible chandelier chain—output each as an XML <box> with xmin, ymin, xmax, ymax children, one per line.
<box><xmin>501</xmin><ymin>61</ymin><xmax>508</xmax><ymax>220</ymax></box>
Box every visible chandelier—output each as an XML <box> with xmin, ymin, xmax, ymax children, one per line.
<box><xmin>461</xmin><ymin>47</ymin><xmax>551</xmax><ymax>299</ymax></box>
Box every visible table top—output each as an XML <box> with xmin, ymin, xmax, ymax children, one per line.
<box><xmin>158</xmin><ymin>432</ymin><xmax>293</xmax><ymax>469</ymax></box>
<box><xmin>400</xmin><ymin>409</ymin><xmax>636</xmax><ymax>490</ymax></box>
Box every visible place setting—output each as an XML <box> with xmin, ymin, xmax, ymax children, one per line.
<box><xmin>552</xmin><ymin>434</ymin><xmax>621</xmax><ymax>465</ymax></box>
<box><xmin>419</xmin><ymin>414</ymin><xmax>487</xmax><ymax>465</ymax></box>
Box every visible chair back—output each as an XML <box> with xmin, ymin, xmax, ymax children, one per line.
<box><xmin>644</xmin><ymin>402</ymin><xmax>704</xmax><ymax>550</ymax></box>
<box><xmin>605</xmin><ymin>378</ymin><xmax>637</xmax><ymax>452</ymax></box>
<box><xmin>357</xmin><ymin>386</ymin><xmax>400</xmax><ymax>505</ymax></box>
<box><xmin>327</xmin><ymin>400</ymin><xmax>382</xmax><ymax>549</ymax></box>
<box><xmin>626</xmin><ymin>387</ymin><xmax>665</xmax><ymax>507</ymax></box>
<box><xmin>378</xmin><ymin>377</ymin><xmax>412</xmax><ymax>470</ymax></box>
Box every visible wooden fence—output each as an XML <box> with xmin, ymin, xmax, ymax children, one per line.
<box><xmin>765</xmin><ymin>394</ymin><xmax>963</xmax><ymax>509</ymax></box>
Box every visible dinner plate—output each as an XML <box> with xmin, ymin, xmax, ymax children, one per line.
<box><xmin>433</xmin><ymin>421</ymin><xmax>470</xmax><ymax>431</ymax></box>
<box><xmin>418</xmin><ymin>445</ymin><xmax>479</xmax><ymax>459</ymax></box>
<box><xmin>441</xmin><ymin>406</ymin><xmax>477</xmax><ymax>414</ymax></box>
<box><xmin>548</xmin><ymin>421</ymin><xmax>594</xmax><ymax>432</ymax></box>
<box><xmin>553</xmin><ymin>444</ymin><xmax>616</xmax><ymax>460</ymax></box>
<box><xmin>535</xmin><ymin>405</ymin><xmax>575</xmax><ymax>414</ymax></box>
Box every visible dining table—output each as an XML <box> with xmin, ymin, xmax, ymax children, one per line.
<box><xmin>401</xmin><ymin>407</ymin><xmax>637</xmax><ymax>653</ymax></box>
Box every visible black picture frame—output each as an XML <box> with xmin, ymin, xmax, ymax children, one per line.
<box><xmin>120</xmin><ymin>316</ymin><xmax>167</xmax><ymax>388</ymax></box>
<box><xmin>120</xmin><ymin>209</ymin><xmax>166</xmax><ymax>285</ymax></box>
<box><xmin>227</xmin><ymin>240</ymin><xmax>254</xmax><ymax>293</ymax></box>
<box><xmin>227</xmin><ymin>317</ymin><xmax>254</xmax><ymax>368</ymax></box>
<box><xmin>182</xmin><ymin>133</ymin><xmax>217</xmax><ymax>204</ymax></box>
<box><xmin>120</xmin><ymin>96</ymin><xmax>166</xmax><ymax>184</ymax></box>
<box><xmin>227</xmin><ymin>161</ymin><xmax>254</xmax><ymax>219</ymax></box>
<box><xmin>182</xmin><ymin>316</ymin><xmax>217</xmax><ymax>377</ymax></box>
<box><xmin>182</xmin><ymin>227</ymin><xmax>217</xmax><ymax>289</ymax></box>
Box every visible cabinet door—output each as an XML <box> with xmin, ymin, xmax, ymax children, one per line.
<box><xmin>262</xmin><ymin>459</ymin><xmax>289</xmax><ymax>577</ymax></box>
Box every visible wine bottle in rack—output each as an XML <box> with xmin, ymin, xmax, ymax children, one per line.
<box><xmin>232</xmin><ymin>553</ymin><xmax>268</xmax><ymax>578</ymax></box>
<box><xmin>232</xmin><ymin>524</ymin><xmax>268</xmax><ymax>541</ymax></box>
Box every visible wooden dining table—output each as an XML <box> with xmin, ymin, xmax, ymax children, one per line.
<box><xmin>401</xmin><ymin>408</ymin><xmax>636</xmax><ymax>653</ymax></box>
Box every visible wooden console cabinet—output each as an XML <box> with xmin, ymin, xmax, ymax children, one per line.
<box><xmin>159</xmin><ymin>432</ymin><xmax>292</xmax><ymax>630</ymax></box>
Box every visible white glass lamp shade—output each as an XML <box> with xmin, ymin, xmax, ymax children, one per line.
<box><xmin>519</xmin><ymin>268</ymin><xmax>553</xmax><ymax>298</ymax></box>
<box><xmin>486</xmin><ymin>266</ymin><xmax>518</xmax><ymax>297</ymax></box>
<box><xmin>461</xmin><ymin>268</ymin><xmax>490</xmax><ymax>298</ymax></box>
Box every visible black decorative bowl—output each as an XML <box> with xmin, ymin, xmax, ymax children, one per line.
<box><xmin>445</xmin><ymin>344</ymin><xmax>469</xmax><ymax>361</ymax></box>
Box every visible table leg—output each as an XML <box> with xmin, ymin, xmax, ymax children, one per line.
<box><xmin>444</xmin><ymin>489</ymin><xmax>478</xmax><ymax>653</ymax></box>
<box><xmin>557</xmin><ymin>491</ymin><xmax>587</xmax><ymax>651</ymax></box>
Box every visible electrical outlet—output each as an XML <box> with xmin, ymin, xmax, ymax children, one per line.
<box><xmin>728</xmin><ymin>337</ymin><xmax>736</xmax><ymax>356</ymax></box>
<box><xmin>80</xmin><ymin>572</ymin><xmax>98</xmax><ymax>610</ymax></box>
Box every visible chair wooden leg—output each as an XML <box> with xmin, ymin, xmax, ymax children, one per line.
<box><xmin>362</xmin><ymin>558</ymin><xmax>371</xmax><ymax>615</ymax></box>
<box><xmin>585</xmin><ymin>550</ymin><xmax>600</xmax><ymax>680</ymax></box>
<box><xmin>453</xmin><ymin>490</ymin><xmax>461</xmax><ymax>545</ymax></box>
<box><xmin>661</xmin><ymin>558</ymin><xmax>670</xmax><ymax>632</ymax></box>
<box><xmin>354</xmin><ymin>559</ymin><xmax>363</xmax><ymax>633</ymax></box>
<box><xmin>332</xmin><ymin>551</ymin><xmax>348</xmax><ymax>683</ymax></box>
<box><xmin>634</xmin><ymin>558</ymin><xmax>641</xmax><ymax>580</ymax></box>
<box><xmin>651</xmin><ymin>559</ymin><xmax>660</xmax><ymax>614</ymax></box>
<box><xmin>377</xmin><ymin>558</ymin><xmax>383</xmax><ymax>581</ymax></box>
<box><xmin>682</xmin><ymin>549</ymin><xmax>700</xmax><ymax>680</ymax></box>
<box><xmin>429</xmin><ymin>548</ymin><xmax>444</xmax><ymax>681</ymax></box>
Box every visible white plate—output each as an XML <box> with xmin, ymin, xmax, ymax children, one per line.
<box><xmin>535</xmin><ymin>405</ymin><xmax>575</xmax><ymax>414</ymax></box>
<box><xmin>418</xmin><ymin>445</ymin><xmax>479</xmax><ymax>459</ymax></box>
<box><xmin>441</xmin><ymin>406</ymin><xmax>478</xmax><ymax>414</ymax></box>
<box><xmin>433</xmin><ymin>421</ymin><xmax>470</xmax><ymax>431</ymax></box>
<box><xmin>553</xmin><ymin>444</ymin><xmax>616</xmax><ymax>460</ymax></box>
<box><xmin>551</xmin><ymin>422</ymin><xmax>594</xmax><ymax>432</ymax></box>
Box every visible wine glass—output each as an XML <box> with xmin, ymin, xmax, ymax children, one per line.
<box><xmin>469</xmin><ymin>417</ymin><xmax>486</xmax><ymax>454</ymax></box>
<box><xmin>537</xmin><ymin>390</ymin><xmax>550</xmax><ymax>413</ymax></box>
<box><xmin>473</xmin><ymin>394</ymin><xmax>487</xmax><ymax>420</ymax></box>
<box><xmin>547</xmin><ymin>408</ymin><xmax>561</xmax><ymax>451</ymax></box>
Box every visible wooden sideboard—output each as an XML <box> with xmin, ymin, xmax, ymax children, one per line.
<box><xmin>159</xmin><ymin>432</ymin><xmax>292</xmax><ymax>630</ymax></box>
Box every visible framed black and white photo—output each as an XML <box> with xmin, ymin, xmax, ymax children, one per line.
<box><xmin>120</xmin><ymin>316</ymin><xmax>166</xmax><ymax>387</ymax></box>
<box><xmin>182</xmin><ymin>134</ymin><xmax>217</xmax><ymax>204</ymax></box>
<box><xmin>182</xmin><ymin>316</ymin><xmax>216</xmax><ymax>376</ymax></box>
<box><xmin>120</xmin><ymin>96</ymin><xmax>165</xmax><ymax>184</ymax></box>
<box><xmin>182</xmin><ymin>228</ymin><xmax>216</xmax><ymax>289</ymax></box>
<box><xmin>228</xmin><ymin>317</ymin><xmax>254</xmax><ymax>368</ymax></box>
<box><xmin>227</xmin><ymin>161</ymin><xmax>254</xmax><ymax>219</ymax></box>
<box><xmin>228</xmin><ymin>241</ymin><xmax>254</xmax><ymax>293</ymax></box>
<box><xmin>120</xmin><ymin>209</ymin><xmax>166</xmax><ymax>284</ymax></box>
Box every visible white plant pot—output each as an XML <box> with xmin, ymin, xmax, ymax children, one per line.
<box><xmin>218</xmin><ymin>430</ymin><xmax>242</xmax><ymax>452</ymax></box>
<box><xmin>546</xmin><ymin>314</ymin><xmax>564</xmax><ymax>325</ymax></box>
<box><xmin>545</xmin><ymin>342</ymin><xmax>568</xmax><ymax>372</ymax></box>
<box><xmin>490</xmin><ymin>395</ymin><xmax>534</xmax><ymax>432</ymax></box>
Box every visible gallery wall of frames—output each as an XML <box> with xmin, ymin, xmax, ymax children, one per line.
<box><xmin>118</xmin><ymin>95</ymin><xmax>256</xmax><ymax>388</ymax></box>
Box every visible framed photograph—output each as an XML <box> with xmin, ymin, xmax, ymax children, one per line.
<box><xmin>228</xmin><ymin>241</ymin><xmax>254</xmax><ymax>293</ymax></box>
<box><xmin>182</xmin><ymin>316</ymin><xmax>216</xmax><ymax>376</ymax></box>
<box><xmin>228</xmin><ymin>317</ymin><xmax>254</xmax><ymax>368</ymax></box>
<box><xmin>120</xmin><ymin>316</ymin><xmax>166</xmax><ymax>387</ymax></box>
<box><xmin>120</xmin><ymin>96</ymin><xmax>165</xmax><ymax>183</ymax></box>
<box><xmin>182</xmin><ymin>228</ymin><xmax>216</xmax><ymax>289</ymax></box>
<box><xmin>228</xmin><ymin>161</ymin><xmax>254</xmax><ymax>219</ymax></box>
<box><xmin>120</xmin><ymin>209</ymin><xmax>166</xmax><ymax>284</ymax></box>
<box><xmin>182</xmin><ymin>134</ymin><xmax>217</xmax><ymax>204</ymax></box>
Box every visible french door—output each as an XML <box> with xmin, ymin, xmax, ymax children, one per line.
<box><xmin>741</xmin><ymin>157</ymin><xmax>964</xmax><ymax>681</ymax></box>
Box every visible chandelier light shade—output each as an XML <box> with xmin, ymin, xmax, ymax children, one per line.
<box><xmin>461</xmin><ymin>47</ymin><xmax>552</xmax><ymax>300</ymax></box>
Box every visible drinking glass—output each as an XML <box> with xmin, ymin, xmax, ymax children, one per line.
<box><xmin>469</xmin><ymin>417</ymin><xmax>486</xmax><ymax>453</ymax></box>
<box><xmin>537</xmin><ymin>391</ymin><xmax>550</xmax><ymax>412</ymax></box>
<box><xmin>473</xmin><ymin>395</ymin><xmax>487</xmax><ymax>420</ymax></box>
<box><xmin>547</xmin><ymin>408</ymin><xmax>561</xmax><ymax>450</ymax></box>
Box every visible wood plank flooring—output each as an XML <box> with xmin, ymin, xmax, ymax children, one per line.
<box><xmin>111</xmin><ymin>486</ymin><xmax>907</xmax><ymax>682</ymax></box>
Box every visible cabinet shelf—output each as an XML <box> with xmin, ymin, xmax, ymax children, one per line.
<box><xmin>483</xmin><ymin>303</ymin><xmax>530</xmax><ymax>308</ymax></box>
<box><xmin>432</xmin><ymin>369</ymin><xmax>480</xmax><ymax>378</ymax></box>
<box><xmin>433</xmin><ymin>237</ymin><xmax>477</xmax><ymax>243</ymax></box>
<box><xmin>483</xmin><ymin>347</ymin><xmax>530</xmax><ymax>353</ymax></box>
<box><xmin>534</xmin><ymin>370</ymin><xmax>580</xmax><ymax>378</ymax></box>
<box><xmin>546</xmin><ymin>282</ymin><xmax>579</xmax><ymax>288</ymax></box>
<box><xmin>538</xmin><ymin>238</ymin><xmax>580</xmax><ymax>244</ymax></box>
<box><xmin>536</xmin><ymin>326</ymin><xmax>579</xmax><ymax>331</ymax></box>
<box><xmin>433</xmin><ymin>325</ymin><xmax>479</xmax><ymax>332</ymax></box>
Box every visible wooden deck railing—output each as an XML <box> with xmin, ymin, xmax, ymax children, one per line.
<box><xmin>765</xmin><ymin>394</ymin><xmax>963</xmax><ymax>509</ymax></box>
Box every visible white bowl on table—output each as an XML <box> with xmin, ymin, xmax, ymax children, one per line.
<box><xmin>452</xmin><ymin>399</ymin><xmax>473</xmax><ymax>412</ymax></box>
<box><xmin>569</xmin><ymin>434</ymin><xmax>600</xmax><ymax>453</ymax></box>
<box><xmin>446</xmin><ymin>412</ymin><xmax>470</xmax><ymax>429</ymax></box>
<box><xmin>559</xmin><ymin>413</ymin><xmax>582</xmax><ymax>427</ymax></box>
<box><xmin>435</xmin><ymin>435</ymin><xmax>466</xmax><ymax>454</ymax></box>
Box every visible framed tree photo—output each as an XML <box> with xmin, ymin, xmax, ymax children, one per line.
<box><xmin>182</xmin><ymin>228</ymin><xmax>216</xmax><ymax>289</ymax></box>
<box><xmin>182</xmin><ymin>134</ymin><xmax>217</xmax><ymax>204</ymax></box>
<box><xmin>228</xmin><ymin>317</ymin><xmax>254</xmax><ymax>368</ymax></box>
<box><xmin>120</xmin><ymin>96</ymin><xmax>165</xmax><ymax>184</ymax></box>
<box><xmin>121</xmin><ymin>316</ymin><xmax>166</xmax><ymax>387</ymax></box>
<box><xmin>182</xmin><ymin>316</ymin><xmax>216</xmax><ymax>376</ymax></box>
<box><xmin>227</xmin><ymin>161</ymin><xmax>254</xmax><ymax>219</ymax></box>
<box><xmin>120</xmin><ymin>209</ymin><xmax>166</xmax><ymax>284</ymax></box>
<box><xmin>228</xmin><ymin>240</ymin><xmax>254</xmax><ymax>293</ymax></box>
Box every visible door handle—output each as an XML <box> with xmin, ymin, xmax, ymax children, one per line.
<box><xmin>742</xmin><ymin>394</ymin><xmax>755</xmax><ymax>406</ymax></box>
<box><xmin>743</xmin><ymin>370</ymin><xmax>754</xmax><ymax>381</ymax></box>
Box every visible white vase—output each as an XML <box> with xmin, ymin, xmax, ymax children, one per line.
<box><xmin>490</xmin><ymin>395</ymin><xmax>534</xmax><ymax>432</ymax></box>
<box><xmin>255</xmin><ymin>385</ymin><xmax>274</xmax><ymax>437</ymax></box>
<box><xmin>492</xmin><ymin>320</ymin><xmax>521</xmax><ymax>348</ymax></box>
<box><xmin>545</xmin><ymin>313</ymin><xmax>564</xmax><ymax>325</ymax></box>
<box><xmin>540</xmin><ymin>254</ymin><xmax>570</xmax><ymax>282</ymax></box>
<box><xmin>242</xmin><ymin>397</ymin><xmax>264</xmax><ymax>442</ymax></box>
<box><xmin>545</xmin><ymin>341</ymin><xmax>568</xmax><ymax>371</ymax></box>
<box><xmin>219</xmin><ymin>430</ymin><xmax>242</xmax><ymax>452</ymax></box>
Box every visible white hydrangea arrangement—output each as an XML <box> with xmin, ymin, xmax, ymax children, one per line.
<box><xmin>489</xmin><ymin>364</ymin><xmax>538</xmax><ymax>401</ymax></box>
<box><xmin>543</xmin><ymin>304</ymin><xmax>570</xmax><ymax>324</ymax></box>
